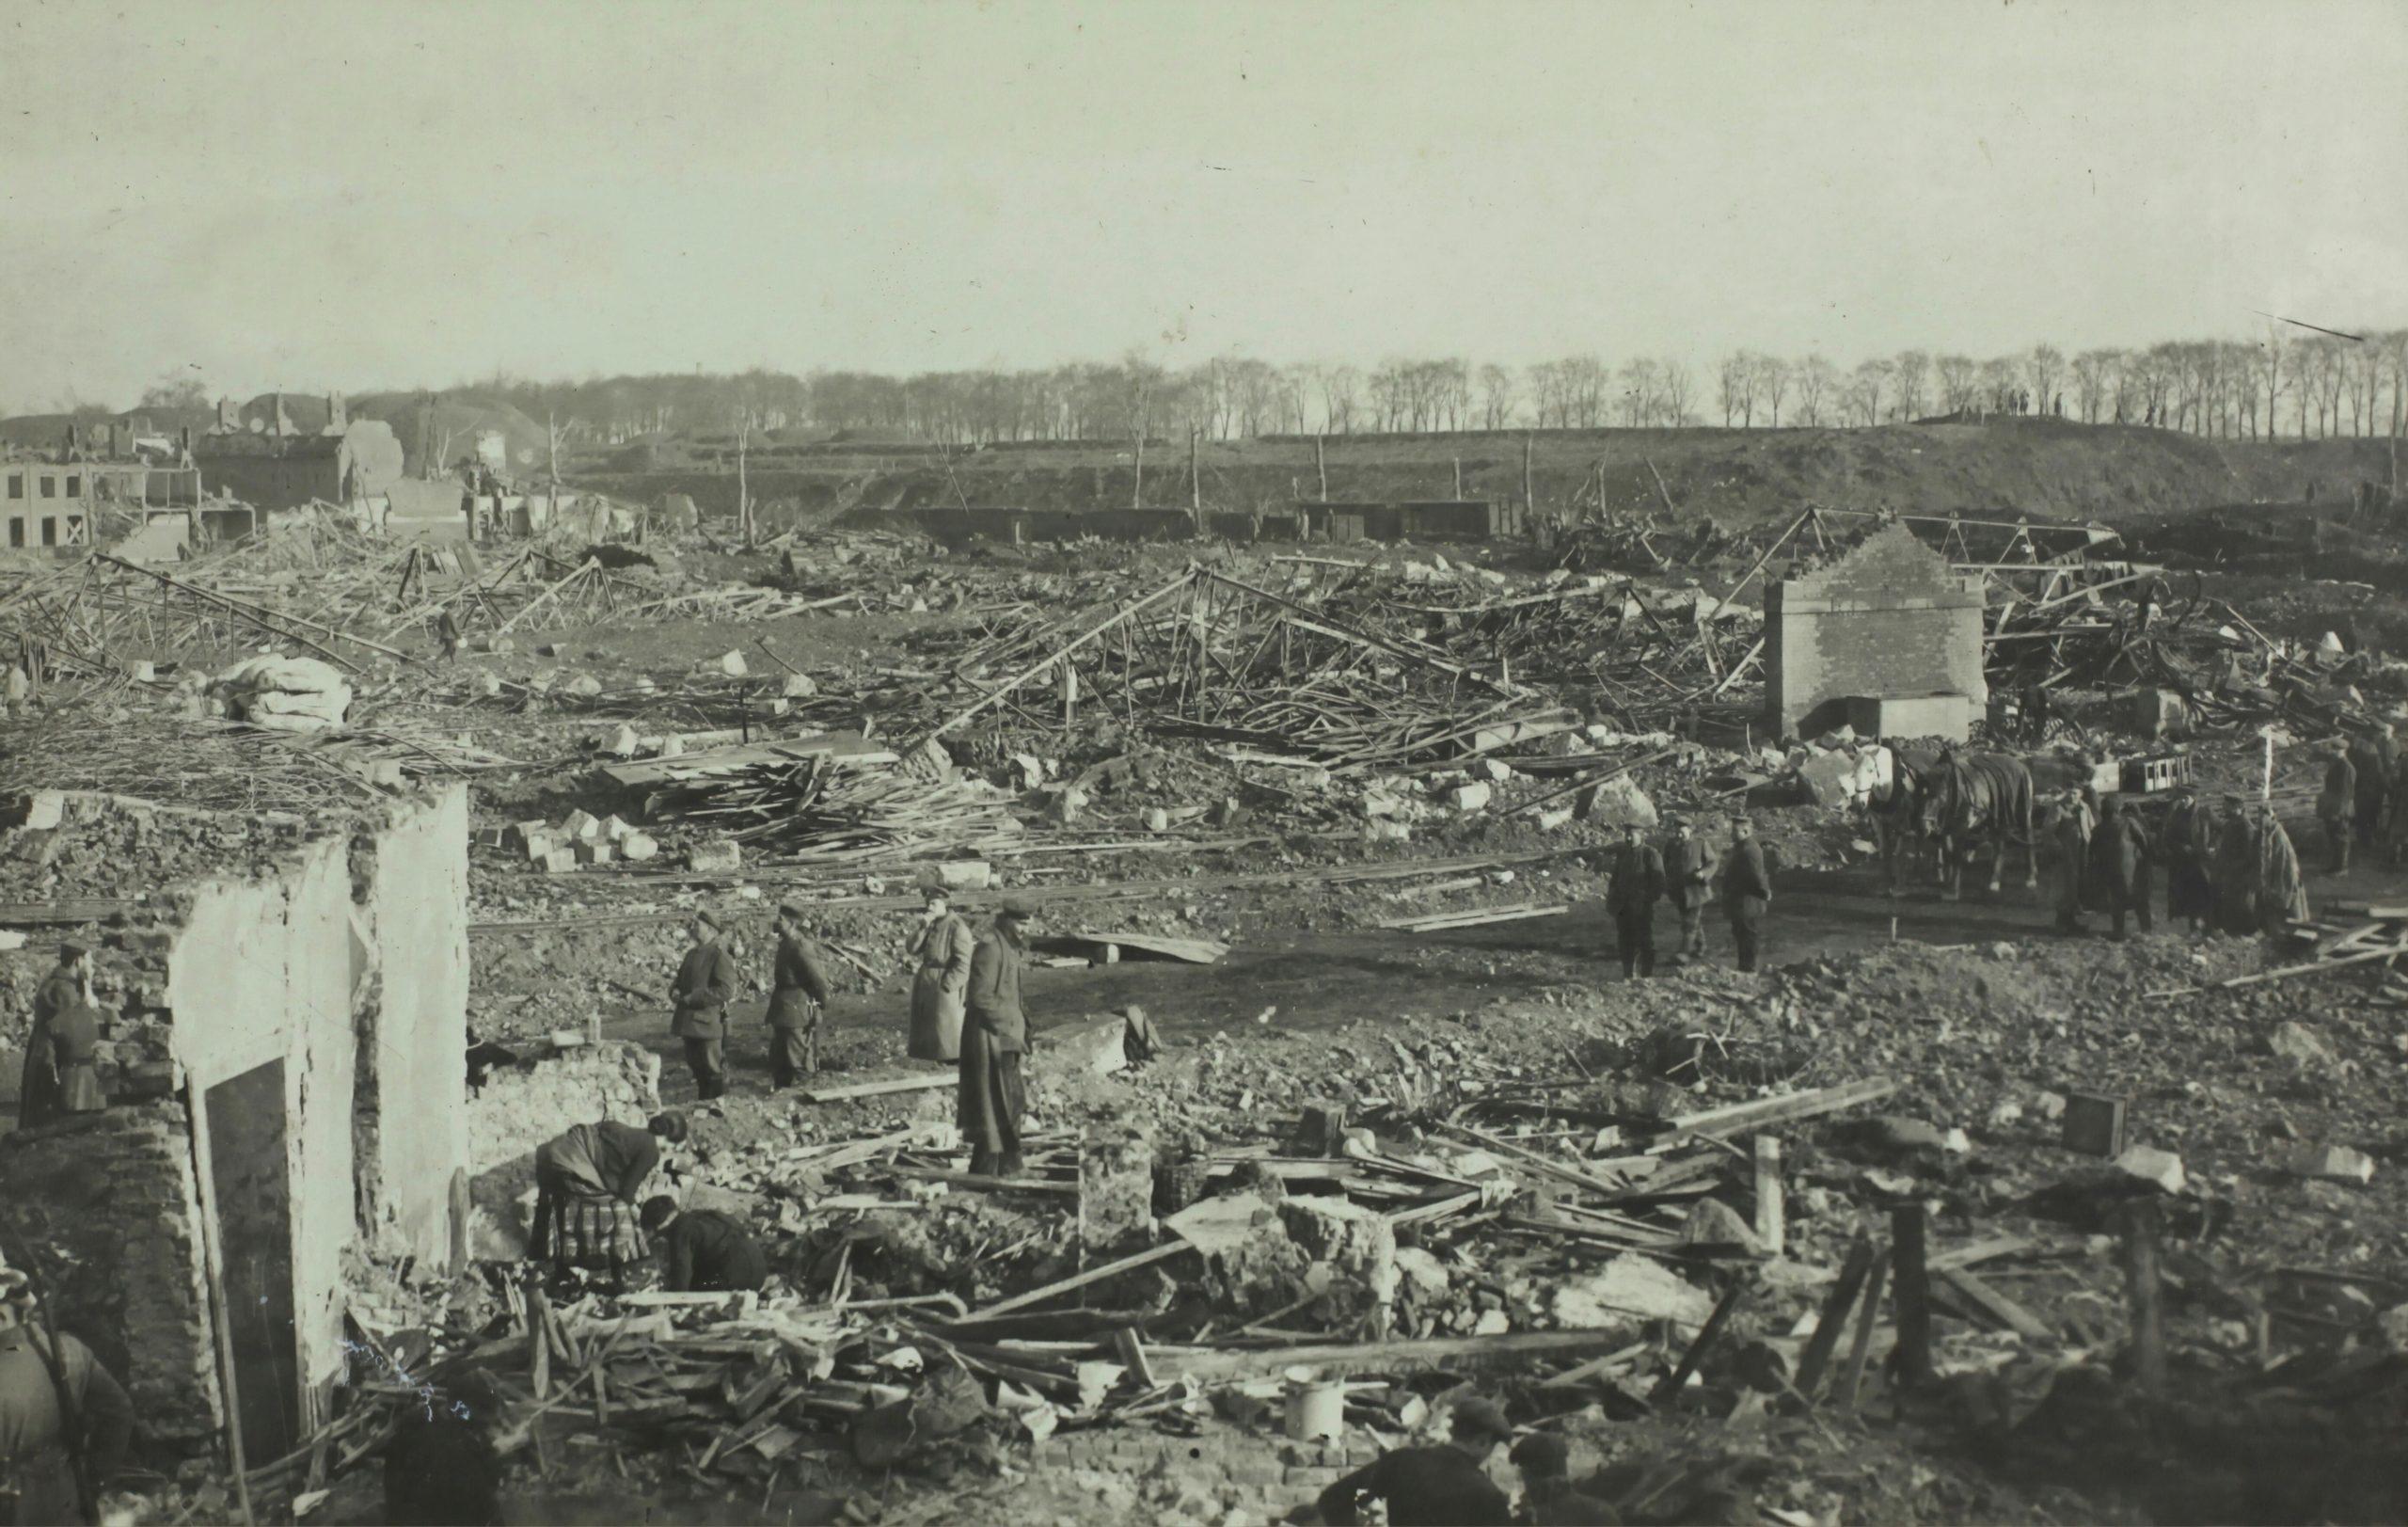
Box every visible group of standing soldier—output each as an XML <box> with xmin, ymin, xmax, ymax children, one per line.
<box><xmin>2048</xmin><ymin>781</ymin><xmax>2313</xmax><ymax>940</ymax></box>
<box><xmin>1601</xmin><ymin>815</ymin><xmax>1772</xmax><ymax>977</ymax></box>
<box><xmin>2316</xmin><ymin>724</ymin><xmax>2404</xmax><ymax>874</ymax></box>
<box><xmin>660</xmin><ymin>880</ymin><xmax>1038</xmax><ymax>1182</ymax></box>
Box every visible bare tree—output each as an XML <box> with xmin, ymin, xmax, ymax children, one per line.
<box><xmin>1478</xmin><ymin>363</ymin><xmax>1516</xmax><ymax>429</ymax></box>
<box><xmin>1892</xmin><ymin>351</ymin><xmax>1931</xmax><ymax>422</ymax></box>
<box><xmin>1849</xmin><ymin>358</ymin><xmax>1893</xmax><ymax>425</ymax></box>
<box><xmin>1321</xmin><ymin>364</ymin><xmax>1361</xmax><ymax>435</ymax></box>
<box><xmin>1756</xmin><ymin>356</ymin><xmax>1791</xmax><ymax>426</ymax></box>
<box><xmin>1935</xmin><ymin>355</ymin><xmax>1979</xmax><ymax>415</ymax></box>
<box><xmin>1717</xmin><ymin>353</ymin><xmax>1752</xmax><ymax>427</ymax></box>
<box><xmin>2070</xmin><ymin>350</ymin><xmax>2116</xmax><ymax>423</ymax></box>
<box><xmin>1795</xmin><ymin>356</ymin><xmax>1836</xmax><ymax>426</ymax></box>
<box><xmin>1617</xmin><ymin>358</ymin><xmax>1660</xmax><ymax>427</ymax></box>
<box><xmin>2024</xmin><ymin>345</ymin><xmax>2066</xmax><ymax>417</ymax></box>
<box><xmin>1657</xmin><ymin>360</ymin><xmax>1694</xmax><ymax>425</ymax></box>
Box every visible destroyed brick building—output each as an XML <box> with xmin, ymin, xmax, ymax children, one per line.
<box><xmin>1764</xmin><ymin>522</ymin><xmax>1988</xmax><ymax>741</ymax></box>
<box><xmin>192</xmin><ymin>393</ymin><xmax>407</xmax><ymax>513</ymax></box>
<box><xmin>0</xmin><ymin>787</ymin><xmax>469</xmax><ymax>1465</ymax></box>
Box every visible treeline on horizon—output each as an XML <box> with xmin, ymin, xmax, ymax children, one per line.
<box><xmin>91</xmin><ymin>326</ymin><xmax>2408</xmax><ymax>452</ymax></box>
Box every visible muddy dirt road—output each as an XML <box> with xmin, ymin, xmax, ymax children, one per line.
<box><xmin>610</xmin><ymin>858</ymin><xmax>2373</xmax><ymax>1103</ymax></box>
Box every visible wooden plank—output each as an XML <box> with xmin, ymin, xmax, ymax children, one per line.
<box><xmin>2148</xmin><ymin>939</ymin><xmax>2408</xmax><ymax>997</ymax></box>
<box><xmin>600</xmin><ymin>731</ymin><xmax>890</xmax><ymax>789</ymax></box>
<box><xmin>1938</xmin><ymin>1267</ymin><xmax>2051</xmax><ymax>1341</ymax></box>
<box><xmin>1893</xmin><ymin>1204</ymin><xmax>1934</xmax><ymax>1390</ymax></box>
<box><xmin>1669</xmin><ymin>1076</ymin><xmax>1899</xmax><ymax>1137</ymax></box>
<box><xmin>1927</xmin><ymin>1235</ymin><xmax>2033</xmax><ymax>1273</ymax></box>
<box><xmin>1835</xmin><ymin>1249</ymin><xmax>1890</xmax><ymax>1415</ymax></box>
<box><xmin>1055</xmin><ymin>931</ymin><xmax>1230</xmax><ymax>963</ymax></box>
<box><xmin>958</xmin><ymin>1241</ymin><xmax>1193</xmax><ymax>1321</ymax></box>
<box><xmin>1433</xmin><ymin>1121</ymin><xmax>1647</xmax><ymax>1201</ymax></box>
<box><xmin>1375</xmin><ymin>901</ymin><xmax>1571</xmax><ymax>932</ymax></box>
<box><xmin>800</xmin><ymin>1074</ymin><xmax>954</xmax><ymax>1104</ymax></box>
<box><xmin>889</xmin><ymin>1167</ymin><xmax>1078</xmax><ymax>1197</ymax></box>
<box><xmin>1652</xmin><ymin>1273</ymin><xmax>1752</xmax><ymax>1404</ymax></box>
<box><xmin>1156</xmin><ymin>1327</ymin><xmax>1648</xmax><ymax>1383</ymax></box>
<box><xmin>1793</xmin><ymin>1239</ymin><xmax>1876</xmax><ymax>1399</ymax></box>
<box><xmin>1752</xmin><ymin>1137</ymin><xmax>1783</xmax><ymax>1256</ymax></box>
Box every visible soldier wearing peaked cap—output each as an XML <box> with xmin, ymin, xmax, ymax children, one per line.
<box><xmin>959</xmin><ymin>896</ymin><xmax>1038</xmax><ymax>1178</ymax></box>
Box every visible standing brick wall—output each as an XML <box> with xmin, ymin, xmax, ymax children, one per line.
<box><xmin>0</xmin><ymin>1105</ymin><xmax>221</xmax><ymax>1443</ymax></box>
<box><xmin>1765</xmin><ymin>523</ymin><xmax>1985</xmax><ymax>739</ymax></box>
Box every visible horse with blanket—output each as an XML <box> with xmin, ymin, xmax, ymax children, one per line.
<box><xmin>1864</xmin><ymin>745</ymin><xmax>1941</xmax><ymax>896</ymax></box>
<box><xmin>1919</xmin><ymin>753</ymin><xmax>2040</xmax><ymax>899</ymax></box>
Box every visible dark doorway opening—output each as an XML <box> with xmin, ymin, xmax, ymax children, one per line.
<box><xmin>204</xmin><ymin>1059</ymin><xmax>300</xmax><ymax>1462</ymax></box>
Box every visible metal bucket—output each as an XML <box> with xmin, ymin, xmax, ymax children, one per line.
<box><xmin>1283</xmin><ymin>1367</ymin><xmax>1344</xmax><ymax>1442</ymax></box>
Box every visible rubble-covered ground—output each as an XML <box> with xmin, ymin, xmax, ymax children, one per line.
<box><xmin>8</xmin><ymin>499</ymin><xmax>2408</xmax><ymax>1524</ymax></box>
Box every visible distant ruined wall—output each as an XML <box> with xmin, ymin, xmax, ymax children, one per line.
<box><xmin>1765</xmin><ymin>523</ymin><xmax>1986</xmax><ymax>740</ymax></box>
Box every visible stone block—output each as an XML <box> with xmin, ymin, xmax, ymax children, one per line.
<box><xmin>1798</xmin><ymin>748</ymin><xmax>1877</xmax><ymax>808</ymax></box>
<box><xmin>2124</xmin><ymin>687</ymin><xmax>2189</xmax><ymax>740</ymax></box>
<box><xmin>2285</xmin><ymin>1144</ymin><xmax>2375</xmax><ymax>1184</ymax></box>
<box><xmin>1046</xmin><ymin>1016</ymin><xmax>1129</xmax><ymax>1077</ymax></box>
<box><xmin>1225</xmin><ymin>1456</ymin><xmax>1284</xmax><ymax>1488</ymax></box>
<box><xmin>1535</xmin><ymin>803</ymin><xmax>1576</xmax><ymax>832</ymax></box>
<box><xmin>620</xmin><ymin>833</ymin><xmax>660</xmax><ymax>863</ymax></box>
<box><xmin>2115</xmin><ymin>1144</ymin><xmax>2186</xmax><ymax>1194</ymax></box>
<box><xmin>1841</xmin><ymin>693</ymin><xmax>1973</xmax><ymax>745</ymax></box>
<box><xmin>1576</xmin><ymin>773</ymin><xmax>1656</xmax><ymax>827</ymax></box>
<box><xmin>539</xmin><ymin>847</ymin><xmax>578</xmax><ymax>873</ymax></box>
<box><xmin>688</xmin><ymin>841</ymin><xmax>742</xmax><ymax>873</ymax></box>
<box><xmin>565</xmin><ymin>674</ymin><xmax>604</xmax><ymax>697</ymax></box>
<box><xmin>562</xmin><ymin>809</ymin><xmax>602</xmax><ymax>841</ymax></box>
<box><xmin>936</xmin><ymin>860</ymin><xmax>992</xmax><ymax>890</ymax></box>
<box><xmin>1449</xmin><ymin>781</ymin><xmax>1492</xmax><ymax>813</ymax></box>
<box><xmin>714</xmin><ymin>650</ymin><xmax>749</xmax><ymax>677</ymax></box>
<box><xmin>1080</xmin><ymin>1127</ymin><xmax>1156</xmax><ymax>1250</ymax></box>
<box><xmin>781</xmin><ymin>673</ymin><xmax>817</xmax><ymax>698</ymax></box>
<box><xmin>1277</xmin><ymin>1196</ymin><xmax>1398</xmax><ymax>1312</ymax></box>
<box><xmin>2269</xmin><ymin>1021</ymin><xmax>2338</xmax><ymax>1068</ymax></box>
<box><xmin>574</xmin><ymin>840</ymin><xmax>613</xmax><ymax>867</ymax></box>
<box><xmin>15</xmin><ymin>790</ymin><xmax>66</xmax><ymax>831</ymax></box>
<box><xmin>1552</xmin><ymin>1255</ymin><xmax>1711</xmax><ymax>1329</ymax></box>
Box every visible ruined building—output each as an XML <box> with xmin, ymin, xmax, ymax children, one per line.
<box><xmin>0</xmin><ymin>787</ymin><xmax>469</xmax><ymax>1466</ymax></box>
<box><xmin>1764</xmin><ymin>522</ymin><xmax>1987</xmax><ymax>741</ymax></box>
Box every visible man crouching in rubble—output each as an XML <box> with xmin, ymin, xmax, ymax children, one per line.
<box><xmin>1310</xmin><ymin>1396</ymin><xmax>1514</xmax><ymax>1525</ymax></box>
<box><xmin>640</xmin><ymin>1197</ymin><xmax>768</xmax><ymax>1294</ymax></box>
<box><xmin>0</xmin><ymin>1265</ymin><xmax>133</xmax><ymax>1526</ymax></box>
<box><xmin>959</xmin><ymin>896</ymin><xmax>1037</xmax><ymax>1179</ymax></box>
<box><xmin>530</xmin><ymin>1112</ymin><xmax>687</xmax><ymax>1287</ymax></box>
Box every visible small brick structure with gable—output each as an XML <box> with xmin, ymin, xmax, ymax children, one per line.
<box><xmin>1764</xmin><ymin>522</ymin><xmax>1985</xmax><ymax>741</ymax></box>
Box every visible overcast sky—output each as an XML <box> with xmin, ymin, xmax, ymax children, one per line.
<box><xmin>2</xmin><ymin>0</ymin><xmax>2402</xmax><ymax>412</ymax></box>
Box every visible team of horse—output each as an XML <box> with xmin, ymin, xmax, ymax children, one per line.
<box><xmin>1865</xmin><ymin>746</ymin><xmax>2041</xmax><ymax>899</ymax></box>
